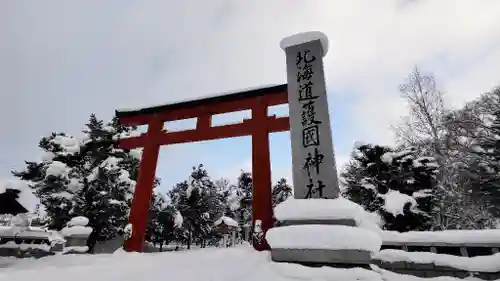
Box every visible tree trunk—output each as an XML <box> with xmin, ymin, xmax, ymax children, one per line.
<box><xmin>159</xmin><ymin>243</ymin><xmax>163</xmax><ymax>252</ymax></box>
<box><xmin>187</xmin><ymin>228</ymin><xmax>192</xmax><ymax>250</ymax></box>
<box><xmin>86</xmin><ymin>230</ymin><xmax>98</xmax><ymax>254</ymax></box>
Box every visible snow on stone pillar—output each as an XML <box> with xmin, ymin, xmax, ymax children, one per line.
<box><xmin>281</xmin><ymin>31</ymin><xmax>339</xmax><ymax>199</ymax></box>
<box><xmin>266</xmin><ymin>31</ymin><xmax>382</xmax><ymax>268</ymax></box>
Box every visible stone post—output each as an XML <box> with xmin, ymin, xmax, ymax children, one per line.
<box><xmin>282</xmin><ymin>31</ymin><xmax>339</xmax><ymax>200</ymax></box>
<box><xmin>61</xmin><ymin>216</ymin><xmax>93</xmax><ymax>254</ymax></box>
<box><xmin>266</xmin><ymin>31</ymin><xmax>382</xmax><ymax>268</ymax></box>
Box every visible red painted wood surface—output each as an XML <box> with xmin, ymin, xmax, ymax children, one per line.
<box><xmin>117</xmin><ymin>89</ymin><xmax>289</xmax><ymax>252</ymax></box>
<box><xmin>250</xmin><ymin>98</ymin><xmax>273</xmax><ymax>251</ymax></box>
<box><xmin>123</xmin><ymin>117</ymin><xmax>162</xmax><ymax>252</ymax></box>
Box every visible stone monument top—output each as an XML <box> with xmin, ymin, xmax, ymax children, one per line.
<box><xmin>280</xmin><ymin>31</ymin><xmax>329</xmax><ymax>57</ymax></box>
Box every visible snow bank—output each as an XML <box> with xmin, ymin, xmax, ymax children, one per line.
<box><xmin>375</xmin><ymin>249</ymin><xmax>500</xmax><ymax>272</ymax></box>
<box><xmin>274</xmin><ymin>197</ymin><xmax>382</xmax><ymax>232</ymax></box>
<box><xmin>280</xmin><ymin>31</ymin><xmax>329</xmax><ymax>56</ymax></box>
<box><xmin>1</xmin><ymin>244</ymin><xmax>467</xmax><ymax>281</ymax></box>
<box><xmin>266</xmin><ymin>225</ymin><xmax>382</xmax><ymax>254</ymax></box>
<box><xmin>382</xmin><ymin>229</ymin><xmax>500</xmax><ymax>245</ymax></box>
<box><xmin>62</xmin><ymin>246</ymin><xmax>89</xmax><ymax>254</ymax></box>
<box><xmin>0</xmin><ymin>179</ymin><xmax>38</xmax><ymax>213</ymax></box>
<box><xmin>214</xmin><ymin>216</ymin><xmax>238</xmax><ymax>228</ymax></box>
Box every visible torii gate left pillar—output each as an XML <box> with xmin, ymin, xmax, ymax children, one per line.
<box><xmin>115</xmin><ymin>85</ymin><xmax>290</xmax><ymax>252</ymax></box>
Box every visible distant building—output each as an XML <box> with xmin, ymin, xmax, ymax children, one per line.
<box><xmin>213</xmin><ymin>216</ymin><xmax>239</xmax><ymax>234</ymax></box>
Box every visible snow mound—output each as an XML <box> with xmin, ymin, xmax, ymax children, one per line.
<box><xmin>379</xmin><ymin>190</ymin><xmax>417</xmax><ymax>216</ymax></box>
<box><xmin>382</xmin><ymin>229</ymin><xmax>500</xmax><ymax>245</ymax></box>
<box><xmin>61</xmin><ymin>225</ymin><xmax>93</xmax><ymax>237</ymax></box>
<box><xmin>67</xmin><ymin>216</ymin><xmax>89</xmax><ymax>227</ymax></box>
<box><xmin>174</xmin><ymin>211</ymin><xmax>183</xmax><ymax>228</ymax></box>
<box><xmin>274</xmin><ymin>197</ymin><xmax>382</xmax><ymax>232</ymax></box>
<box><xmin>214</xmin><ymin>216</ymin><xmax>238</xmax><ymax>228</ymax></box>
<box><xmin>375</xmin><ymin>249</ymin><xmax>500</xmax><ymax>272</ymax></box>
<box><xmin>62</xmin><ymin>246</ymin><xmax>89</xmax><ymax>254</ymax></box>
<box><xmin>0</xmin><ymin>179</ymin><xmax>38</xmax><ymax>213</ymax></box>
<box><xmin>280</xmin><ymin>31</ymin><xmax>329</xmax><ymax>57</ymax></box>
<box><xmin>0</xmin><ymin>245</ymin><xmax>476</xmax><ymax>281</ymax></box>
<box><xmin>45</xmin><ymin>161</ymin><xmax>70</xmax><ymax>179</ymax></box>
<box><xmin>51</xmin><ymin>135</ymin><xmax>81</xmax><ymax>155</ymax></box>
<box><xmin>266</xmin><ymin>225</ymin><xmax>382</xmax><ymax>254</ymax></box>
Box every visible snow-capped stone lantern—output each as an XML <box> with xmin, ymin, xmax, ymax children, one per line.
<box><xmin>214</xmin><ymin>216</ymin><xmax>239</xmax><ymax>247</ymax></box>
<box><xmin>61</xmin><ymin>216</ymin><xmax>93</xmax><ymax>254</ymax></box>
<box><xmin>266</xmin><ymin>31</ymin><xmax>382</xmax><ymax>268</ymax></box>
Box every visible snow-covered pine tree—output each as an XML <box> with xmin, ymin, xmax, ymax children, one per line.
<box><xmin>12</xmin><ymin>133</ymin><xmax>84</xmax><ymax>229</ymax></box>
<box><xmin>13</xmin><ymin>113</ymin><xmax>149</xmax><ymax>251</ymax></box>
<box><xmin>146</xmin><ymin>189</ymin><xmax>166</xmax><ymax>244</ymax></box>
<box><xmin>272</xmin><ymin>178</ymin><xmax>292</xmax><ymax>208</ymax></box>
<box><xmin>147</xmin><ymin>191</ymin><xmax>183</xmax><ymax>251</ymax></box>
<box><xmin>235</xmin><ymin>170</ymin><xmax>252</xmax><ymax>228</ymax></box>
<box><xmin>342</xmin><ymin>143</ymin><xmax>438</xmax><ymax>232</ymax></box>
<box><xmin>168</xmin><ymin>165</ymin><xmax>215</xmax><ymax>249</ymax></box>
<box><xmin>214</xmin><ymin>177</ymin><xmax>241</xmax><ymax>221</ymax></box>
<box><xmin>71</xmin><ymin>114</ymin><xmax>140</xmax><ymax>252</ymax></box>
<box><xmin>472</xmin><ymin>107</ymin><xmax>500</xmax><ymax>217</ymax></box>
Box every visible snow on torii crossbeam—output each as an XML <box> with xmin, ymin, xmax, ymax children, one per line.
<box><xmin>115</xmin><ymin>84</ymin><xmax>290</xmax><ymax>252</ymax></box>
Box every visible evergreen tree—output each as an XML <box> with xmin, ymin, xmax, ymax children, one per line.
<box><xmin>12</xmin><ymin>133</ymin><xmax>84</xmax><ymax>229</ymax></box>
<box><xmin>70</xmin><ymin>114</ymin><xmax>139</xmax><ymax>252</ymax></box>
<box><xmin>472</xmin><ymin>108</ymin><xmax>500</xmax><ymax>216</ymax></box>
<box><xmin>214</xmin><ymin>178</ymin><xmax>239</xmax><ymax>219</ymax></box>
<box><xmin>342</xmin><ymin>143</ymin><xmax>438</xmax><ymax>232</ymax></box>
<box><xmin>168</xmin><ymin>164</ymin><xmax>215</xmax><ymax>249</ymax></box>
<box><xmin>147</xmin><ymin>192</ymin><xmax>183</xmax><ymax>251</ymax></box>
<box><xmin>12</xmin><ymin>114</ymin><xmax>152</xmax><ymax>252</ymax></box>
<box><xmin>235</xmin><ymin>170</ymin><xmax>252</xmax><ymax>227</ymax></box>
<box><xmin>272</xmin><ymin>178</ymin><xmax>293</xmax><ymax>207</ymax></box>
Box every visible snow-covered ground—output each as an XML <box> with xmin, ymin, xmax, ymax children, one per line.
<box><xmin>0</xmin><ymin>244</ymin><xmax>484</xmax><ymax>281</ymax></box>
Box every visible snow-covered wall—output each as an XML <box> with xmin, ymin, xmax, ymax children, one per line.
<box><xmin>376</xmin><ymin>229</ymin><xmax>500</xmax><ymax>279</ymax></box>
<box><xmin>0</xmin><ymin>215</ymin><xmax>92</xmax><ymax>258</ymax></box>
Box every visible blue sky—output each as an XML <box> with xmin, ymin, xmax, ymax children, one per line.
<box><xmin>2</xmin><ymin>0</ymin><xmax>500</xmax><ymax>193</ymax></box>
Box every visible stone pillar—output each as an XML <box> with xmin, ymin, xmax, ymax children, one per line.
<box><xmin>231</xmin><ymin>230</ymin><xmax>236</xmax><ymax>246</ymax></box>
<box><xmin>282</xmin><ymin>31</ymin><xmax>339</xmax><ymax>200</ymax></box>
<box><xmin>61</xmin><ymin>216</ymin><xmax>93</xmax><ymax>254</ymax></box>
<box><xmin>266</xmin><ymin>31</ymin><xmax>382</xmax><ymax>268</ymax></box>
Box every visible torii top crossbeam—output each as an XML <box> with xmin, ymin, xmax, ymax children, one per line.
<box><xmin>116</xmin><ymin>84</ymin><xmax>289</xmax><ymax>149</ymax></box>
<box><xmin>115</xmin><ymin>84</ymin><xmax>290</xmax><ymax>252</ymax></box>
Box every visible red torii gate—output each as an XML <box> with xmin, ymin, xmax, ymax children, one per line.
<box><xmin>115</xmin><ymin>84</ymin><xmax>290</xmax><ymax>252</ymax></box>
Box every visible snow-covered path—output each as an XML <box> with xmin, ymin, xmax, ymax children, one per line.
<box><xmin>0</xmin><ymin>245</ymin><xmax>479</xmax><ymax>281</ymax></box>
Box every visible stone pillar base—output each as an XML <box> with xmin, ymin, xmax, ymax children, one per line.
<box><xmin>271</xmin><ymin>248</ymin><xmax>372</xmax><ymax>265</ymax></box>
<box><xmin>280</xmin><ymin>218</ymin><xmax>357</xmax><ymax>227</ymax></box>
